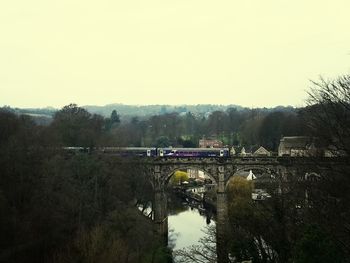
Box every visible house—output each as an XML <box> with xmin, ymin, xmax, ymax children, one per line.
<box><xmin>199</xmin><ymin>139</ymin><xmax>223</xmax><ymax>148</ymax></box>
<box><xmin>231</xmin><ymin>146</ymin><xmax>251</xmax><ymax>156</ymax></box>
<box><xmin>230</xmin><ymin>146</ymin><xmax>236</xmax><ymax>155</ymax></box>
<box><xmin>246</xmin><ymin>170</ymin><xmax>256</xmax><ymax>180</ymax></box>
<box><xmin>187</xmin><ymin>168</ymin><xmax>206</xmax><ymax>180</ymax></box>
<box><xmin>253</xmin><ymin>146</ymin><xmax>271</xmax><ymax>157</ymax></box>
<box><xmin>278</xmin><ymin>136</ymin><xmax>322</xmax><ymax>157</ymax></box>
<box><xmin>240</xmin><ymin>147</ymin><xmax>247</xmax><ymax>156</ymax></box>
<box><xmin>187</xmin><ymin>169</ymin><xmax>199</xmax><ymax>179</ymax></box>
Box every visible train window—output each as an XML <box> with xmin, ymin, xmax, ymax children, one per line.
<box><xmin>160</xmin><ymin>149</ymin><xmax>164</xmax><ymax>156</ymax></box>
<box><xmin>220</xmin><ymin>150</ymin><xmax>224</xmax><ymax>157</ymax></box>
<box><xmin>147</xmin><ymin>149</ymin><xmax>151</xmax><ymax>157</ymax></box>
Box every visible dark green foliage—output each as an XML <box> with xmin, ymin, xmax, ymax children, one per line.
<box><xmin>293</xmin><ymin>225</ymin><xmax>344</xmax><ymax>263</ymax></box>
<box><xmin>51</xmin><ymin>103</ymin><xmax>104</xmax><ymax>147</ymax></box>
<box><xmin>102</xmin><ymin>106</ymin><xmax>307</xmax><ymax>151</ymax></box>
<box><xmin>3</xmin><ymin>104</ymin><xmax>308</xmax><ymax>150</ymax></box>
<box><xmin>0</xmin><ymin>107</ymin><xmax>165</xmax><ymax>263</ymax></box>
<box><xmin>177</xmin><ymin>136</ymin><xmax>197</xmax><ymax>148</ymax></box>
<box><xmin>110</xmin><ymin>110</ymin><xmax>120</xmax><ymax>124</ymax></box>
<box><xmin>0</xmin><ymin>109</ymin><xmax>20</xmax><ymax>144</ymax></box>
<box><xmin>257</xmin><ymin>111</ymin><xmax>307</xmax><ymax>150</ymax></box>
<box><xmin>224</xmin><ymin>171</ymin><xmax>350</xmax><ymax>263</ymax></box>
<box><xmin>155</xmin><ymin>136</ymin><xmax>171</xmax><ymax>147</ymax></box>
<box><xmin>105</xmin><ymin>109</ymin><xmax>121</xmax><ymax>131</ymax></box>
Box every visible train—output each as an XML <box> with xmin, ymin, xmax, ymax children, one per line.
<box><xmin>63</xmin><ymin>147</ymin><xmax>230</xmax><ymax>158</ymax></box>
<box><xmin>157</xmin><ymin>147</ymin><xmax>229</xmax><ymax>157</ymax></box>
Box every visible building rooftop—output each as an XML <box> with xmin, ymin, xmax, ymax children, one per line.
<box><xmin>280</xmin><ymin>136</ymin><xmax>315</xmax><ymax>148</ymax></box>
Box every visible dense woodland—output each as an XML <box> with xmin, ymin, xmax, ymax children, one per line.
<box><xmin>0</xmin><ymin>107</ymin><xmax>168</xmax><ymax>262</ymax></box>
<box><xmin>3</xmin><ymin>103</ymin><xmax>308</xmax><ymax>152</ymax></box>
<box><xmin>0</xmin><ymin>75</ymin><xmax>350</xmax><ymax>262</ymax></box>
<box><xmin>101</xmin><ymin>106</ymin><xmax>309</xmax><ymax>151</ymax></box>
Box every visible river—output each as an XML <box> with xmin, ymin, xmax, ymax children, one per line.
<box><xmin>167</xmin><ymin>191</ymin><xmax>216</xmax><ymax>262</ymax></box>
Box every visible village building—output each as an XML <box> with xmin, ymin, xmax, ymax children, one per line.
<box><xmin>246</xmin><ymin>170</ymin><xmax>256</xmax><ymax>180</ymax></box>
<box><xmin>231</xmin><ymin>145</ymin><xmax>271</xmax><ymax>157</ymax></box>
<box><xmin>239</xmin><ymin>146</ymin><xmax>247</xmax><ymax>156</ymax></box>
<box><xmin>187</xmin><ymin>168</ymin><xmax>206</xmax><ymax>180</ymax></box>
<box><xmin>187</xmin><ymin>168</ymin><xmax>199</xmax><ymax>179</ymax></box>
<box><xmin>253</xmin><ymin>146</ymin><xmax>271</xmax><ymax>157</ymax></box>
<box><xmin>199</xmin><ymin>139</ymin><xmax>223</xmax><ymax>148</ymax></box>
<box><xmin>231</xmin><ymin>146</ymin><xmax>251</xmax><ymax>156</ymax></box>
<box><xmin>278</xmin><ymin>136</ymin><xmax>322</xmax><ymax>157</ymax></box>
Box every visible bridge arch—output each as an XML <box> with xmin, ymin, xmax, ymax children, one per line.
<box><xmin>226</xmin><ymin>165</ymin><xmax>277</xmax><ymax>182</ymax></box>
<box><xmin>234</xmin><ymin>165</ymin><xmax>271</xmax><ymax>174</ymax></box>
<box><xmin>164</xmin><ymin>165</ymin><xmax>218</xmax><ymax>186</ymax></box>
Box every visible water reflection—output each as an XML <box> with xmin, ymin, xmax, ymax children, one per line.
<box><xmin>167</xmin><ymin>192</ymin><xmax>216</xmax><ymax>263</ymax></box>
<box><xmin>168</xmin><ymin>206</ymin><xmax>215</xmax><ymax>250</ymax></box>
<box><xmin>165</xmin><ymin>168</ymin><xmax>350</xmax><ymax>263</ymax></box>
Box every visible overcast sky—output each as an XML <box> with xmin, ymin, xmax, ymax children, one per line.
<box><xmin>1</xmin><ymin>0</ymin><xmax>349</xmax><ymax>108</ymax></box>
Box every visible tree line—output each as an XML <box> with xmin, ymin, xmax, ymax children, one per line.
<box><xmin>175</xmin><ymin>75</ymin><xmax>350</xmax><ymax>263</ymax></box>
<box><xmin>0</xmin><ymin>107</ymin><xmax>169</xmax><ymax>263</ymax></box>
<box><xmin>86</xmin><ymin>106</ymin><xmax>309</xmax><ymax>152</ymax></box>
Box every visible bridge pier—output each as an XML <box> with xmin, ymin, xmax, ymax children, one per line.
<box><xmin>216</xmin><ymin>166</ymin><xmax>229</xmax><ymax>263</ymax></box>
<box><xmin>152</xmin><ymin>165</ymin><xmax>168</xmax><ymax>245</ymax></box>
<box><xmin>153</xmin><ymin>189</ymin><xmax>168</xmax><ymax>244</ymax></box>
<box><xmin>111</xmin><ymin>156</ymin><xmax>340</xmax><ymax>262</ymax></box>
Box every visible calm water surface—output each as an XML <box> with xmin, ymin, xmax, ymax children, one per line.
<box><xmin>168</xmin><ymin>202</ymin><xmax>215</xmax><ymax>251</ymax></box>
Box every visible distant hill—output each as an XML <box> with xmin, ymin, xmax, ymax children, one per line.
<box><xmin>1</xmin><ymin>103</ymin><xmax>297</xmax><ymax>123</ymax></box>
<box><xmin>82</xmin><ymin>103</ymin><xmax>247</xmax><ymax>118</ymax></box>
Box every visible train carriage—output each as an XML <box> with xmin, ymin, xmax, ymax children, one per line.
<box><xmin>101</xmin><ymin>147</ymin><xmax>157</xmax><ymax>157</ymax></box>
<box><xmin>64</xmin><ymin>146</ymin><xmax>230</xmax><ymax>158</ymax></box>
<box><xmin>157</xmin><ymin>148</ymin><xmax>229</xmax><ymax>158</ymax></box>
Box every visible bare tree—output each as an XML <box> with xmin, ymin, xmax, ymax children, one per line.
<box><xmin>305</xmin><ymin>75</ymin><xmax>350</xmax><ymax>256</ymax></box>
<box><xmin>173</xmin><ymin>226</ymin><xmax>218</xmax><ymax>263</ymax></box>
<box><xmin>306</xmin><ymin>75</ymin><xmax>350</xmax><ymax>155</ymax></box>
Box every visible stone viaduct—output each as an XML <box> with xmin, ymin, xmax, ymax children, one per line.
<box><xmin>139</xmin><ymin>156</ymin><xmax>345</xmax><ymax>263</ymax></box>
<box><xmin>97</xmin><ymin>153</ymin><xmax>347</xmax><ymax>263</ymax></box>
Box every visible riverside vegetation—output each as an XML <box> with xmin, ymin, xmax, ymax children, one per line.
<box><xmin>1</xmin><ymin>75</ymin><xmax>350</xmax><ymax>262</ymax></box>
